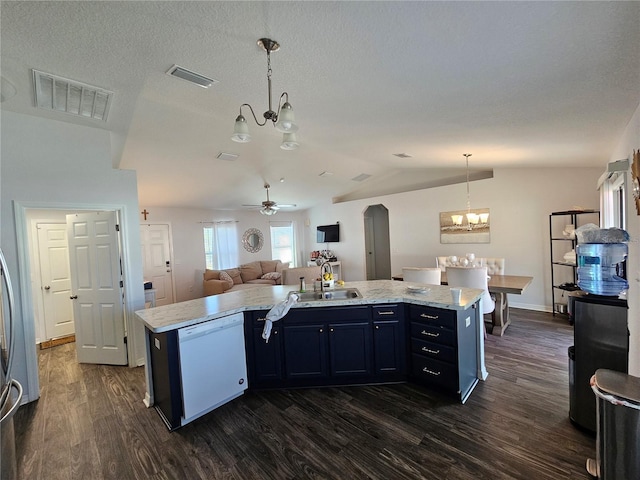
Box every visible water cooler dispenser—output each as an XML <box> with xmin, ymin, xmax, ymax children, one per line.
<box><xmin>569</xmin><ymin>240</ymin><xmax>634</xmax><ymax>478</ymax></box>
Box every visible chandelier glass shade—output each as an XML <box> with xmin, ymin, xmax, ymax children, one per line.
<box><xmin>231</xmin><ymin>38</ymin><xmax>299</xmax><ymax>150</ymax></box>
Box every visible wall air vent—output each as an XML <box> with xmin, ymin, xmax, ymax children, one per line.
<box><xmin>32</xmin><ymin>69</ymin><xmax>113</xmax><ymax>122</ymax></box>
<box><xmin>166</xmin><ymin>65</ymin><xmax>218</xmax><ymax>88</ymax></box>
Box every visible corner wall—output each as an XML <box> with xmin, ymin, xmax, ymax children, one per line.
<box><xmin>1</xmin><ymin>111</ymin><xmax>145</xmax><ymax>402</ymax></box>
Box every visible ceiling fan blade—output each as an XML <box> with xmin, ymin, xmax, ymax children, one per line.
<box><xmin>242</xmin><ymin>204</ymin><xmax>262</xmax><ymax>207</ymax></box>
<box><xmin>275</xmin><ymin>204</ymin><xmax>296</xmax><ymax>208</ymax></box>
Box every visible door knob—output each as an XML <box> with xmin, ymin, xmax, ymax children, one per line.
<box><xmin>70</xmin><ymin>295</ymin><xmax>78</xmax><ymax>300</ymax></box>
<box><xmin>44</xmin><ymin>285</ymin><xmax>51</xmax><ymax>290</ymax></box>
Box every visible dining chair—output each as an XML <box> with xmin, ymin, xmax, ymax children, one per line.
<box><xmin>436</xmin><ymin>256</ymin><xmax>453</xmax><ymax>272</ymax></box>
<box><xmin>402</xmin><ymin>267</ymin><xmax>441</xmax><ymax>285</ymax></box>
<box><xmin>483</xmin><ymin>257</ymin><xmax>505</xmax><ymax>275</ymax></box>
<box><xmin>446</xmin><ymin>266</ymin><xmax>495</xmax><ymax>334</ymax></box>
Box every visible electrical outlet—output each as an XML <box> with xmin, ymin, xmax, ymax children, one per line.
<box><xmin>465</xmin><ymin>316</ymin><xmax>471</xmax><ymax>328</ymax></box>
<box><xmin>188</xmin><ymin>284</ymin><xmax>193</xmax><ymax>292</ymax></box>
<box><xmin>154</xmin><ymin>338</ymin><xmax>160</xmax><ymax>350</ymax></box>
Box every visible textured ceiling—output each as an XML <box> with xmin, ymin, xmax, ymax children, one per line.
<box><xmin>1</xmin><ymin>1</ymin><xmax>639</xmax><ymax>211</ymax></box>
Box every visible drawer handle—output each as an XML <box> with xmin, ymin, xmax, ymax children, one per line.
<box><xmin>421</xmin><ymin>330</ymin><xmax>439</xmax><ymax>338</ymax></box>
<box><xmin>422</xmin><ymin>367</ymin><xmax>441</xmax><ymax>376</ymax></box>
<box><xmin>377</xmin><ymin>311</ymin><xmax>395</xmax><ymax>315</ymax></box>
<box><xmin>420</xmin><ymin>313</ymin><xmax>439</xmax><ymax>319</ymax></box>
<box><xmin>421</xmin><ymin>347</ymin><xmax>440</xmax><ymax>355</ymax></box>
<box><xmin>257</xmin><ymin>317</ymin><xmax>267</xmax><ymax>322</ymax></box>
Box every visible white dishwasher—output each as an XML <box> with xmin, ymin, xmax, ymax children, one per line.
<box><xmin>178</xmin><ymin>312</ymin><xmax>247</xmax><ymax>425</ymax></box>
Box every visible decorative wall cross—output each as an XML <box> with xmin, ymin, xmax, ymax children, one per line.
<box><xmin>141</xmin><ymin>209</ymin><xmax>149</xmax><ymax>220</ymax></box>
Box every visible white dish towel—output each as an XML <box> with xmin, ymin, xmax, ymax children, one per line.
<box><xmin>262</xmin><ymin>292</ymin><xmax>299</xmax><ymax>343</ymax></box>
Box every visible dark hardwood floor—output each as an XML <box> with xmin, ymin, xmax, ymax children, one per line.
<box><xmin>15</xmin><ymin>309</ymin><xmax>595</xmax><ymax>479</ymax></box>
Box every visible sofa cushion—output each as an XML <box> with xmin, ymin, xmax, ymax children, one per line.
<box><xmin>276</xmin><ymin>261</ymin><xmax>290</xmax><ymax>273</ymax></box>
<box><xmin>260</xmin><ymin>260</ymin><xmax>279</xmax><ymax>274</ymax></box>
<box><xmin>203</xmin><ymin>269</ymin><xmax>221</xmax><ymax>281</ymax></box>
<box><xmin>225</xmin><ymin>268</ymin><xmax>243</xmax><ymax>285</ymax></box>
<box><xmin>219</xmin><ymin>270</ymin><xmax>234</xmax><ymax>290</ymax></box>
<box><xmin>240</xmin><ymin>261</ymin><xmax>262</xmax><ymax>282</ymax></box>
<box><xmin>245</xmin><ymin>278</ymin><xmax>277</xmax><ymax>285</ymax></box>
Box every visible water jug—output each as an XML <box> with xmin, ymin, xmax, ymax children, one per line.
<box><xmin>576</xmin><ymin>243</ymin><xmax>628</xmax><ymax>296</ymax></box>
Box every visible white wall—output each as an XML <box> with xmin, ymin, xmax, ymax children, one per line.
<box><xmin>609</xmin><ymin>101</ymin><xmax>640</xmax><ymax>376</ymax></box>
<box><xmin>304</xmin><ymin>167</ymin><xmax>602</xmax><ymax>311</ymax></box>
<box><xmin>139</xmin><ymin>207</ymin><xmax>308</xmax><ymax>301</ymax></box>
<box><xmin>1</xmin><ymin>111</ymin><xmax>145</xmax><ymax>402</ymax></box>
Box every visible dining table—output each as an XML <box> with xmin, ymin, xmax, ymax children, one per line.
<box><xmin>392</xmin><ymin>271</ymin><xmax>533</xmax><ymax>336</ymax></box>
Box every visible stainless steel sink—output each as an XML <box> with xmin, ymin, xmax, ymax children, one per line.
<box><xmin>292</xmin><ymin>288</ymin><xmax>363</xmax><ymax>302</ymax></box>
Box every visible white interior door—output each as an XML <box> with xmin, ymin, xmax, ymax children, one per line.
<box><xmin>37</xmin><ymin>223</ymin><xmax>74</xmax><ymax>340</ymax></box>
<box><xmin>140</xmin><ymin>224</ymin><xmax>175</xmax><ymax>306</ymax></box>
<box><xmin>67</xmin><ymin>211</ymin><xmax>127</xmax><ymax>365</ymax></box>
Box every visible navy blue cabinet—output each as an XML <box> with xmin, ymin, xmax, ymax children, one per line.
<box><xmin>245</xmin><ymin>311</ymin><xmax>284</xmax><ymax>386</ymax></box>
<box><xmin>408</xmin><ymin>303</ymin><xmax>478</xmax><ymax>403</ymax></box>
<box><xmin>329</xmin><ymin>322</ymin><xmax>372</xmax><ymax>377</ymax></box>
<box><xmin>283</xmin><ymin>323</ymin><xmax>328</xmax><ymax>379</ymax></box>
<box><xmin>372</xmin><ymin>304</ymin><xmax>406</xmax><ymax>376</ymax></box>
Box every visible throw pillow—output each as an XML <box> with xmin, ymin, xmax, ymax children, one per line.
<box><xmin>219</xmin><ymin>270</ymin><xmax>234</xmax><ymax>290</ymax></box>
<box><xmin>261</xmin><ymin>272</ymin><xmax>282</xmax><ymax>281</ymax></box>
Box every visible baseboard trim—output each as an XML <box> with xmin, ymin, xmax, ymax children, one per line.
<box><xmin>39</xmin><ymin>334</ymin><xmax>75</xmax><ymax>349</ymax></box>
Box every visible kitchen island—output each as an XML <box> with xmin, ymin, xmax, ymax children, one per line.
<box><xmin>136</xmin><ymin>280</ymin><xmax>486</xmax><ymax>429</ymax></box>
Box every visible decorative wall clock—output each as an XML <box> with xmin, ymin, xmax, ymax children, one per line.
<box><xmin>632</xmin><ymin>149</ymin><xmax>640</xmax><ymax>215</ymax></box>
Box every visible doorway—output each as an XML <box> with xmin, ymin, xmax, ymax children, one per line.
<box><xmin>17</xmin><ymin>202</ymin><xmax>136</xmax><ymax>402</ymax></box>
<box><xmin>140</xmin><ymin>224</ymin><xmax>175</xmax><ymax>306</ymax></box>
<box><xmin>27</xmin><ymin>208</ymin><xmax>127</xmax><ymax>364</ymax></box>
<box><xmin>364</xmin><ymin>204</ymin><xmax>391</xmax><ymax>280</ymax></box>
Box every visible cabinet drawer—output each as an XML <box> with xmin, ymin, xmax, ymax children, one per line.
<box><xmin>411</xmin><ymin>354</ymin><xmax>457</xmax><ymax>390</ymax></box>
<box><xmin>411</xmin><ymin>338</ymin><xmax>455</xmax><ymax>364</ymax></box>
<box><xmin>410</xmin><ymin>322</ymin><xmax>455</xmax><ymax>346</ymax></box>
<box><xmin>409</xmin><ymin>305</ymin><xmax>454</xmax><ymax>329</ymax></box>
<box><xmin>371</xmin><ymin>304</ymin><xmax>401</xmax><ymax>320</ymax></box>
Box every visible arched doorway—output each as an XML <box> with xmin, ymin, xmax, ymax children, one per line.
<box><xmin>363</xmin><ymin>204</ymin><xmax>391</xmax><ymax>279</ymax></box>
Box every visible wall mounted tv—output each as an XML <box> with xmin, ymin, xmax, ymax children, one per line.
<box><xmin>317</xmin><ymin>223</ymin><xmax>340</xmax><ymax>243</ymax></box>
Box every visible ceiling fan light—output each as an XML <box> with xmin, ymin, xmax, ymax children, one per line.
<box><xmin>231</xmin><ymin>114</ymin><xmax>251</xmax><ymax>143</ymax></box>
<box><xmin>275</xmin><ymin>102</ymin><xmax>298</xmax><ymax>133</ymax></box>
<box><xmin>260</xmin><ymin>206</ymin><xmax>277</xmax><ymax>215</ymax></box>
<box><xmin>280</xmin><ymin>132</ymin><xmax>299</xmax><ymax>150</ymax></box>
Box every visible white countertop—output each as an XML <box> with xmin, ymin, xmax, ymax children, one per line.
<box><xmin>136</xmin><ymin>279</ymin><xmax>483</xmax><ymax>333</ymax></box>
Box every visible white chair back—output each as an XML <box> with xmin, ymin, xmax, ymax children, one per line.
<box><xmin>436</xmin><ymin>256</ymin><xmax>451</xmax><ymax>272</ymax></box>
<box><xmin>446</xmin><ymin>266</ymin><xmax>495</xmax><ymax>314</ymax></box>
<box><xmin>483</xmin><ymin>258</ymin><xmax>505</xmax><ymax>275</ymax></box>
<box><xmin>402</xmin><ymin>267</ymin><xmax>441</xmax><ymax>285</ymax></box>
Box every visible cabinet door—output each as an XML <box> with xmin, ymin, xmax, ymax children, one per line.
<box><xmin>373</xmin><ymin>320</ymin><xmax>405</xmax><ymax>375</ymax></box>
<box><xmin>283</xmin><ymin>324</ymin><xmax>328</xmax><ymax>379</ymax></box>
<box><xmin>251</xmin><ymin>326</ymin><xmax>283</xmax><ymax>384</ymax></box>
<box><xmin>329</xmin><ymin>322</ymin><xmax>372</xmax><ymax>377</ymax></box>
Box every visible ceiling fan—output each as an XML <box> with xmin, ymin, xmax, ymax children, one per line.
<box><xmin>243</xmin><ymin>183</ymin><xmax>296</xmax><ymax>215</ymax></box>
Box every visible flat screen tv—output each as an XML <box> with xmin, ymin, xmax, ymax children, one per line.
<box><xmin>317</xmin><ymin>224</ymin><xmax>340</xmax><ymax>243</ymax></box>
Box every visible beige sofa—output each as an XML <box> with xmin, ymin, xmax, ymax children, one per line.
<box><xmin>203</xmin><ymin>260</ymin><xmax>288</xmax><ymax>296</ymax></box>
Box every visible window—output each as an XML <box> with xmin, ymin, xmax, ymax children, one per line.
<box><xmin>599</xmin><ymin>168</ymin><xmax>627</xmax><ymax>229</ymax></box>
<box><xmin>203</xmin><ymin>222</ymin><xmax>238</xmax><ymax>270</ymax></box>
<box><xmin>270</xmin><ymin>221</ymin><xmax>296</xmax><ymax>266</ymax></box>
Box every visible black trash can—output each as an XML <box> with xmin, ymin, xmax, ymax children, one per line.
<box><xmin>587</xmin><ymin>369</ymin><xmax>640</xmax><ymax>479</ymax></box>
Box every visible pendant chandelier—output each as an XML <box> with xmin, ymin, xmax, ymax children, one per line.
<box><xmin>231</xmin><ymin>38</ymin><xmax>299</xmax><ymax>150</ymax></box>
<box><xmin>451</xmin><ymin>153</ymin><xmax>489</xmax><ymax>230</ymax></box>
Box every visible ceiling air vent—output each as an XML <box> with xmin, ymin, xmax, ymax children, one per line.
<box><xmin>393</xmin><ymin>153</ymin><xmax>412</xmax><ymax>158</ymax></box>
<box><xmin>352</xmin><ymin>173</ymin><xmax>371</xmax><ymax>182</ymax></box>
<box><xmin>32</xmin><ymin>69</ymin><xmax>113</xmax><ymax>122</ymax></box>
<box><xmin>166</xmin><ymin>65</ymin><xmax>218</xmax><ymax>88</ymax></box>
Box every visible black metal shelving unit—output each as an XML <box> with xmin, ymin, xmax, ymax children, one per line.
<box><xmin>549</xmin><ymin>210</ymin><xmax>600</xmax><ymax>316</ymax></box>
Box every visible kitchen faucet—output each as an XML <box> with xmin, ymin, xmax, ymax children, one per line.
<box><xmin>320</xmin><ymin>261</ymin><xmax>333</xmax><ymax>292</ymax></box>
